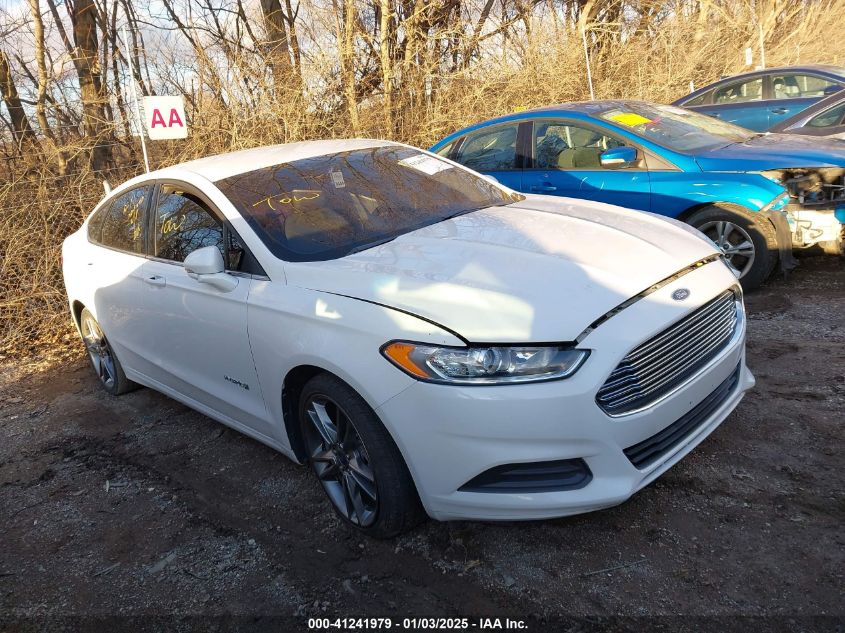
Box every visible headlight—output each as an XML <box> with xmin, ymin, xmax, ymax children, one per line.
<box><xmin>381</xmin><ymin>341</ymin><xmax>589</xmax><ymax>385</ymax></box>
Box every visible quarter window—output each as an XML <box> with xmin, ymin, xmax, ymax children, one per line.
<box><xmin>533</xmin><ymin>121</ymin><xmax>624</xmax><ymax>169</ymax></box>
<box><xmin>772</xmin><ymin>74</ymin><xmax>838</xmax><ymax>99</ymax></box>
<box><xmin>455</xmin><ymin>124</ymin><xmax>519</xmax><ymax>171</ymax></box>
<box><xmin>97</xmin><ymin>186</ymin><xmax>150</xmax><ymax>253</ymax></box>
<box><xmin>713</xmin><ymin>78</ymin><xmax>763</xmax><ymax>104</ymax></box>
<box><xmin>434</xmin><ymin>140</ymin><xmax>456</xmax><ymax>158</ymax></box>
<box><xmin>154</xmin><ymin>186</ymin><xmax>224</xmax><ymax>264</ymax></box>
<box><xmin>683</xmin><ymin>91</ymin><xmax>711</xmax><ymax>107</ymax></box>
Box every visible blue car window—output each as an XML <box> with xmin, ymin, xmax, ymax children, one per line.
<box><xmin>683</xmin><ymin>91</ymin><xmax>711</xmax><ymax>106</ymax></box>
<box><xmin>455</xmin><ymin>124</ymin><xmax>519</xmax><ymax>171</ymax></box>
<box><xmin>772</xmin><ymin>73</ymin><xmax>837</xmax><ymax>99</ymax></box>
<box><xmin>713</xmin><ymin>77</ymin><xmax>763</xmax><ymax>104</ymax></box>
<box><xmin>533</xmin><ymin>122</ymin><xmax>623</xmax><ymax>169</ymax></box>
<box><xmin>807</xmin><ymin>101</ymin><xmax>845</xmax><ymax>128</ymax></box>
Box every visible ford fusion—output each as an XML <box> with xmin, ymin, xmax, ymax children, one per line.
<box><xmin>63</xmin><ymin>140</ymin><xmax>754</xmax><ymax>537</ymax></box>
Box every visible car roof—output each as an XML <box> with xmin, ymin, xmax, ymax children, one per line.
<box><xmin>152</xmin><ymin>138</ymin><xmax>397</xmax><ymax>182</ymax></box>
<box><xmin>437</xmin><ymin>100</ymin><xmax>654</xmax><ymax>141</ymax></box>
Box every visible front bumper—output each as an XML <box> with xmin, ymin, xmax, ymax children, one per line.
<box><xmin>377</xmin><ymin>260</ymin><xmax>754</xmax><ymax>521</ymax></box>
<box><xmin>786</xmin><ymin>204</ymin><xmax>845</xmax><ymax>256</ymax></box>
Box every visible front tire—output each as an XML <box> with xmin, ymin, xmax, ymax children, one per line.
<box><xmin>687</xmin><ymin>204</ymin><xmax>779</xmax><ymax>291</ymax></box>
<box><xmin>79</xmin><ymin>308</ymin><xmax>137</xmax><ymax>395</ymax></box>
<box><xmin>299</xmin><ymin>373</ymin><xmax>425</xmax><ymax>538</ymax></box>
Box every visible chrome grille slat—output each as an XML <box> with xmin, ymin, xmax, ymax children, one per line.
<box><xmin>623</xmin><ymin>296</ymin><xmax>734</xmax><ymax>364</ymax></box>
<box><xmin>597</xmin><ymin>289</ymin><xmax>739</xmax><ymax>415</ymax></box>
<box><xmin>599</xmin><ymin>315</ymin><xmax>735</xmax><ymax>395</ymax></box>
<box><xmin>599</xmin><ymin>321</ymin><xmax>736</xmax><ymax>405</ymax></box>
<box><xmin>600</xmin><ymin>306</ymin><xmax>736</xmax><ymax>393</ymax></box>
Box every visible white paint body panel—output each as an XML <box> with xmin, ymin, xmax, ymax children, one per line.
<box><xmin>62</xmin><ymin>139</ymin><xmax>753</xmax><ymax>522</ymax></box>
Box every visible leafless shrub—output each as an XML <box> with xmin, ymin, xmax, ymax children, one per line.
<box><xmin>0</xmin><ymin>0</ymin><xmax>843</xmax><ymax>360</ymax></box>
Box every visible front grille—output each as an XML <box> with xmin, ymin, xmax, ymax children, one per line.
<box><xmin>624</xmin><ymin>363</ymin><xmax>741</xmax><ymax>469</ymax></box>
<box><xmin>597</xmin><ymin>289</ymin><xmax>739</xmax><ymax>416</ymax></box>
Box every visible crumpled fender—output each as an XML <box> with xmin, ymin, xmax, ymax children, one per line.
<box><xmin>767</xmin><ymin>210</ymin><xmax>798</xmax><ymax>275</ymax></box>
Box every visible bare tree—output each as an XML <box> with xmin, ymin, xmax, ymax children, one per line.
<box><xmin>69</xmin><ymin>0</ymin><xmax>114</xmax><ymax>171</ymax></box>
<box><xmin>0</xmin><ymin>50</ymin><xmax>40</xmax><ymax>156</ymax></box>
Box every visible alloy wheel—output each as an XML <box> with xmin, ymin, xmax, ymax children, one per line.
<box><xmin>697</xmin><ymin>220</ymin><xmax>756</xmax><ymax>279</ymax></box>
<box><xmin>303</xmin><ymin>395</ymin><xmax>378</xmax><ymax>527</ymax></box>
<box><xmin>81</xmin><ymin>316</ymin><xmax>117</xmax><ymax>390</ymax></box>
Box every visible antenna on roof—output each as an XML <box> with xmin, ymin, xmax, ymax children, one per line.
<box><xmin>103</xmin><ymin>180</ymin><xmax>112</xmax><ymax>195</ymax></box>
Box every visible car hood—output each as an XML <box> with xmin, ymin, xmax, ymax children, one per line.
<box><xmin>284</xmin><ymin>198</ymin><xmax>718</xmax><ymax>343</ymax></box>
<box><xmin>695</xmin><ymin>133</ymin><xmax>845</xmax><ymax>171</ymax></box>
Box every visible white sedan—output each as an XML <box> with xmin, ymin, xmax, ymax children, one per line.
<box><xmin>63</xmin><ymin>139</ymin><xmax>754</xmax><ymax>537</ymax></box>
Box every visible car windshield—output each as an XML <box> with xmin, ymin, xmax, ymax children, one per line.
<box><xmin>598</xmin><ymin>103</ymin><xmax>756</xmax><ymax>152</ymax></box>
<box><xmin>216</xmin><ymin>146</ymin><xmax>523</xmax><ymax>262</ymax></box>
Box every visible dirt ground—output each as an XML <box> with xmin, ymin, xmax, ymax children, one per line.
<box><xmin>1</xmin><ymin>256</ymin><xmax>843</xmax><ymax>632</ymax></box>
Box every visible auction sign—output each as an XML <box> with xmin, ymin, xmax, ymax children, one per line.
<box><xmin>142</xmin><ymin>95</ymin><xmax>188</xmax><ymax>140</ymax></box>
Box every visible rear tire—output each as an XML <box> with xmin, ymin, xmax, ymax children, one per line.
<box><xmin>299</xmin><ymin>373</ymin><xmax>425</xmax><ymax>538</ymax></box>
<box><xmin>686</xmin><ymin>204</ymin><xmax>779</xmax><ymax>291</ymax></box>
<box><xmin>79</xmin><ymin>308</ymin><xmax>138</xmax><ymax>396</ymax></box>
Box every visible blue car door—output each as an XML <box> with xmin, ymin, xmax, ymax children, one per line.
<box><xmin>451</xmin><ymin>122</ymin><xmax>522</xmax><ymax>190</ymax></box>
<box><xmin>690</xmin><ymin>75</ymin><xmax>768</xmax><ymax>131</ymax></box>
<box><xmin>520</xmin><ymin>119</ymin><xmax>651</xmax><ymax>210</ymax></box>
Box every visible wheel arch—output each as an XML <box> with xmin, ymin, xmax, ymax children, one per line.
<box><xmin>281</xmin><ymin>364</ymin><xmax>326</xmax><ymax>463</ymax></box>
<box><xmin>676</xmin><ymin>200</ymin><xmax>756</xmax><ymax>224</ymax></box>
<box><xmin>280</xmin><ymin>363</ymin><xmax>420</xmax><ymax>496</ymax></box>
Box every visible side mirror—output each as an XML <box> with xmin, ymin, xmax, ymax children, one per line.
<box><xmin>481</xmin><ymin>174</ymin><xmax>499</xmax><ymax>184</ymax></box>
<box><xmin>823</xmin><ymin>85</ymin><xmax>842</xmax><ymax>96</ymax></box>
<box><xmin>184</xmin><ymin>246</ymin><xmax>238</xmax><ymax>292</ymax></box>
<box><xmin>600</xmin><ymin>146</ymin><xmax>639</xmax><ymax>169</ymax></box>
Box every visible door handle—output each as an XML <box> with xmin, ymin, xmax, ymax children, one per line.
<box><xmin>530</xmin><ymin>185</ymin><xmax>558</xmax><ymax>192</ymax></box>
<box><xmin>144</xmin><ymin>275</ymin><xmax>166</xmax><ymax>287</ymax></box>
<box><xmin>770</xmin><ymin>107</ymin><xmax>788</xmax><ymax>114</ymax></box>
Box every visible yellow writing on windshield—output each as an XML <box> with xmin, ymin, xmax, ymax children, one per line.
<box><xmin>252</xmin><ymin>192</ymin><xmax>321</xmax><ymax>211</ymax></box>
<box><xmin>607</xmin><ymin>112</ymin><xmax>652</xmax><ymax>127</ymax></box>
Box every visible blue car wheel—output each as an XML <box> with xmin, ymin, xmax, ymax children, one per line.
<box><xmin>686</xmin><ymin>204</ymin><xmax>779</xmax><ymax>290</ymax></box>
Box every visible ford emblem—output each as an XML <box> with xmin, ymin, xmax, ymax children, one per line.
<box><xmin>672</xmin><ymin>288</ymin><xmax>691</xmax><ymax>301</ymax></box>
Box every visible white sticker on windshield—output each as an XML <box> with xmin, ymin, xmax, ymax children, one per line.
<box><xmin>398</xmin><ymin>154</ymin><xmax>453</xmax><ymax>176</ymax></box>
<box><xmin>330</xmin><ymin>170</ymin><xmax>345</xmax><ymax>188</ymax></box>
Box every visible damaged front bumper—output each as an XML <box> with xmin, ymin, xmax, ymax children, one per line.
<box><xmin>762</xmin><ymin>168</ymin><xmax>845</xmax><ymax>256</ymax></box>
<box><xmin>785</xmin><ymin>204</ymin><xmax>845</xmax><ymax>256</ymax></box>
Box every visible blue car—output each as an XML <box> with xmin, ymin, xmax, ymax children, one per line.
<box><xmin>431</xmin><ymin>101</ymin><xmax>845</xmax><ymax>289</ymax></box>
<box><xmin>673</xmin><ymin>65</ymin><xmax>845</xmax><ymax>132</ymax></box>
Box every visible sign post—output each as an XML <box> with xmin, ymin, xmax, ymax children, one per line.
<box><xmin>142</xmin><ymin>96</ymin><xmax>188</xmax><ymax>140</ymax></box>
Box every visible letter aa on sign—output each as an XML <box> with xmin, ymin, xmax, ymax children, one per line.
<box><xmin>142</xmin><ymin>96</ymin><xmax>188</xmax><ymax>140</ymax></box>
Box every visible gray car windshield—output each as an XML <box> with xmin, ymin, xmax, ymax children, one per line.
<box><xmin>216</xmin><ymin>146</ymin><xmax>523</xmax><ymax>262</ymax></box>
<box><xmin>599</xmin><ymin>103</ymin><xmax>756</xmax><ymax>152</ymax></box>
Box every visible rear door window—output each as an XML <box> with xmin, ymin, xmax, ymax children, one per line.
<box><xmin>97</xmin><ymin>186</ymin><xmax>151</xmax><ymax>254</ymax></box>
<box><xmin>713</xmin><ymin>78</ymin><xmax>763</xmax><ymax>104</ymax></box>
<box><xmin>454</xmin><ymin>124</ymin><xmax>520</xmax><ymax>171</ymax></box>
